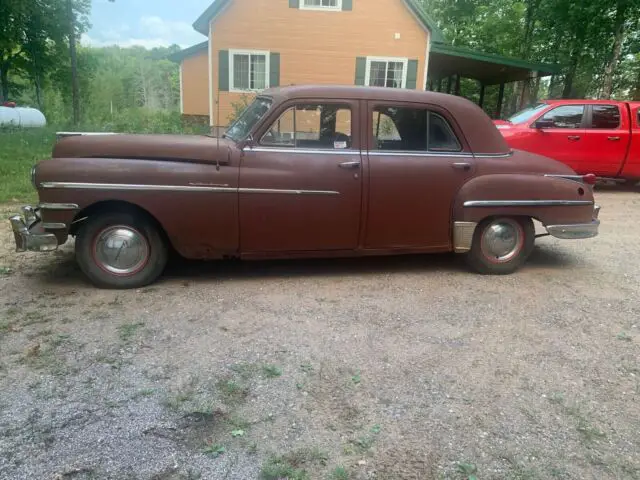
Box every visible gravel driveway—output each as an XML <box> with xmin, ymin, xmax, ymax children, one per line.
<box><xmin>0</xmin><ymin>190</ymin><xmax>639</xmax><ymax>480</ymax></box>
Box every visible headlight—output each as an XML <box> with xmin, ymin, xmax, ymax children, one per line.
<box><xmin>31</xmin><ymin>165</ymin><xmax>37</xmax><ymax>188</ymax></box>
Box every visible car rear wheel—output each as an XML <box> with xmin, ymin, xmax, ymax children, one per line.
<box><xmin>465</xmin><ymin>216</ymin><xmax>535</xmax><ymax>275</ymax></box>
<box><xmin>75</xmin><ymin>212</ymin><xmax>167</xmax><ymax>289</ymax></box>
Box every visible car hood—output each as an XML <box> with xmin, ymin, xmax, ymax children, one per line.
<box><xmin>52</xmin><ymin>134</ymin><xmax>236</xmax><ymax>164</ymax></box>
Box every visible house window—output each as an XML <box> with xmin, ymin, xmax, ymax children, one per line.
<box><xmin>365</xmin><ymin>57</ymin><xmax>408</xmax><ymax>89</ymax></box>
<box><xmin>300</xmin><ymin>0</ymin><xmax>342</xmax><ymax>10</ymax></box>
<box><xmin>229</xmin><ymin>50</ymin><xmax>270</xmax><ymax>92</ymax></box>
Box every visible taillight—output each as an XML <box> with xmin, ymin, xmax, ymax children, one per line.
<box><xmin>582</xmin><ymin>174</ymin><xmax>597</xmax><ymax>185</ymax></box>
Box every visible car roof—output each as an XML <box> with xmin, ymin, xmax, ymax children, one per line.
<box><xmin>260</xmin><ymin>85</ymin><xmax>510</xmax><ymax>155</ymax></box>
<box><xmin>543</xmin><ymin>98</ymin><xmax>634</xmax><ymax>105</ymax></box>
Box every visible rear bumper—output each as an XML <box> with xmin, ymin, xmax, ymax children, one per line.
<box><xmin>545</xmin><ymin>204</ymin><xmax>601</xmax><ymax>239</ymax></box>
<box><xmin>9</xmin><ymin>207</ymin><xmax>59</xmax><ymax>252</ymax></box>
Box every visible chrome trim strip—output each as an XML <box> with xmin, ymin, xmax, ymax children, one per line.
<box><xmin>368</xmin><ymin>150</ymin><xmax>472</xmax><ymax>158</ymax></box>
<box><xmin>40</xmin><ymin>182</ymin><xmax>339</xmax><ymax>196</ymax></box>
<box><xmin>474</xmin><ymin>151</ymin><xmax>514</xmax><ymax>158</ymax></box>
<box><xmin>40</xmin><ymin>182</ymin><xmax>237</xmax><ymax>193</ymax></box>
<box><xmin>248</xmin><ymin>147</ymin><xmax>356</xmax><ymax>155</ymax></box>
<box><xmin>240</xmin><ymin>188</ymin><xmax>339</xmax><ymax>196</ymax></box>
<box><xmin>38</xmin><ymin>202</ymin><xmax>79</xmax><ymax>210</ymax></box>
<box><xmin>546</xmin><ymin>220</ymin><xmax>600</xmax><ymax>239</ymax></box>
<box><xmin>464</xmin><ymin>200</ymin><xmax>594</xmax><ymax>208</ymax></box>
<box><xmin>42</xmin><ymin>222</ymin><xmax>67</xmax><ymax>229</ymax></box>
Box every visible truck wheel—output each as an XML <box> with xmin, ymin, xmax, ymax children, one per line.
<box><xmin>75</xmin><ymin>212</ymin><xmax>168</xmax><ymax>289</ymax></box>
<box><xmin>465</xmin><ymin>216</ymin><xmax>534</xmax><ymax>275</ymax></box>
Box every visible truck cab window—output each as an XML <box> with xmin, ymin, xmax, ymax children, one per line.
<box><xmin>591</xmin><ymin>105</ymin><xmax>620</xmax><ymax>129</ymax></box>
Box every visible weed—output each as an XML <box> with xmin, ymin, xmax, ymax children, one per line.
<box><xmin>216</xmin><ymin>379</ymin><xmax>249</xmax><ymax>405</ymax></box>
<box><xmin>262</xmin><ymin>364</ymin><xmax>283</xmax><ymax>378</ymax></box>
<box><xmin>202</xmin><ymin>442</ymin><xmax>225</xmax><ymax>458</ymax></box>
<box><xmin>616</xmin><ymin>331</ymin><xmax>632</xmax><ymax>341</ymax></box>
<box><xmin>300</xmin><ymin>363</ymin><xmax>314</xmax><ymax>373</ymax></box>
<box><xmin>456</xmin><ymin>462</ymin><xmax>478</xmax><ymax>480</ymax></box>
<box><xmin>0</xmin><ymin>266</ymin><xmax>12</xmax><ymax>276</ymax></box>
<box><xmin>370</xmin><ymin>424</ymin><xmax>381</xmax><ymax>434</ymax></box>
<box><xmin>261</xmin><ymin>457</ymin><xmax>308</xmax><ymax>480</ymax></box>
<box><xmin>576</xmin><ymin>418</ymin><xmax>606</xmax><ymax>442</ymax></box>
<box><xmin>351</xmin><ymin>371</ymin><xmax>361</xmax><ymax>384</ymax></box>
<box><xmin>329</xmin><ymin>466</ymin><xmax>349</xmax><ymax>480</ymax></box>
<box><xmin>118</xmin><ymin>322</ymin><xmax>144</xmax><ymax>342</ymax></box>
<box><xmin>23</xmin><ymin>310</ymin><xmax>49</xmax><ymax>326</ymax></box>
<box><xmin>132</xmin><ymin>388</ymin><xmax>156</xmax><ymax>400</ymax></box>
<box><xmin>231</xmin><ymin>429</ymin><xmax>245</xmax><ymax>437</ymax></box>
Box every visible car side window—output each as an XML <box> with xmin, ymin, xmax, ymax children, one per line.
<box><xmin>261</xmin><ymin>104</ymin><xmax>352</xmax><ymax>149</ymax></box>
<box><xmin>372</xmin><ymin>106</ymin><xmax>461</xmax><ymax>152</ymax></box>
<box><xmin>591</xmin><ymin>105</ymin><xmax>621</xmax><ymax>129</ymax></box>
<box><xmin>539</xmin><ymin>105</ymin><xmax>584</xmax><ymax>128</ymax></box>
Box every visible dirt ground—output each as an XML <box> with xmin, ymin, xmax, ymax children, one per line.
<box><xmin>0</xmin><ymin>190</ymin><xmax>639</xmax><ymax>480</ymax></box>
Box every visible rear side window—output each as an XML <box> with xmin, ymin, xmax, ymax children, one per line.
<box><xmin>540</xmin><ymin>105</ymin><xmax>584</xmax><ymax>128</ymax></box>
<box><xmin>372</xmin><ymin>106</ymin><xmax>461</xmax><ymax>152</ymax></box>
<box><xmin>591</xmin><ymin>105</ymin><xmax>621</xmax><ymax>129</ymax></box>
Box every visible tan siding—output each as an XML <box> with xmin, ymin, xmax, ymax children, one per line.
<box><xmin>181</xmin><ymin>51</ymin><xmax>210</xmax><ymax>116</ymax></box>
<box><xmin>210</xmin><ymin>0</ymin><xmax>430</xmax><ymax>125</ymax></box>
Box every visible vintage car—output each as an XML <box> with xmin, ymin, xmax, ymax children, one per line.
<box><xmin>9</xmin><ymin>86</ymin><xmax>600</xmax><ymax>289</ymax></box>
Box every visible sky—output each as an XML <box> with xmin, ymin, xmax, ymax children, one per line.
<box><xmin>82</xmin><ymin>0</ymin><xmax>213</xmax><ymax>49</ymax></box>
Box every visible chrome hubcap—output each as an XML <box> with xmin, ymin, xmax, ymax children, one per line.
<box><xmin>94</xmin><ymin>226</ymin><xmax>149</xmax><ymax>275</ymax></box>
<box><xmin>481</xmin><ymin>219</ymin><xmax>522</xmax><ymax>262</ymax></box>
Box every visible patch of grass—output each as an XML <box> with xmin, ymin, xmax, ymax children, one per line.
<box><xmin>132</xmin><ymin>388</ymin><xmax>156</xmax><ymax>400</ymax></box>
<box><xmin>576</xmin><ymin>417</ymin><xmax>606</xmax><ymax>442</ymax></box>
<box><xmin>300</xmin><ymin>363</ymin><xmax>314</xmax><ymax>373</ymax></box>
<box><xmin>547</xmin><ymin>392</ymin><xmax>606</xmax><ymax>443</ymax></box>
<box><xmin>0</xmin><ymin>266</ymin><xmax>13</xmax><ymax>276</ymax></box>
<box><xmin>0</xmin><ymin>127</ymin><xmax>54</xmax><ymax>203</ymax></box>
<box><xmin>202</xmin><ymin>442</ymin><xmax>225</xmax><ymax>458</ymax></box>
<box><xmin>262</xmin><ymin>448</ymin><xmax>328</xmax><ymax>480</ymax></box>
<box><xmin>216</xmin><ymin>379</ymin><xmax>249</xmax><ymax>405</ymax></box>
<box><xmin>329</xmin><ymin>466</ymin><xmax>349</xmax><ymax>480</ymax></box>
<box><xmin>118</xmin><ymin>322</ymin><xmax>145</xmax><ymax>342</ymax></box>
<box><xmin>616</xmin><ymin>331</ymin><xmax>632</xmax><ymax>341</ymax></box>
<box><xmin>456</xmin><ymin>462</ymin><xmax>478</xmax><ymax>480</ymax></box>
<box><xmin>22</xmin><ymin>310</ymin><xmax>50</xmax><ymax>326</ymax></box>
<box><xmin>20</xmin><ymin>341</ymin><xmax>68</xmax><ymax>376</ymax></box>
<box><xmin>262</xmin><ymin>364</ymin><xmax>283</xmax><ymax>378</ymax></box>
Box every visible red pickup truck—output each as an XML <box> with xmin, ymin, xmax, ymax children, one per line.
<box><xmin>495</xmin><ymin>100</ymin><xmax>640</xmax><ymax>181</ymax></box>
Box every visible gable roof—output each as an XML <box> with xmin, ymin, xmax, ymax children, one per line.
<box><xmin>167</xmin><ymin>41</ymin><xmax>208</xmax><ymax>62</ymax></box>
<box><xmin>193</xmin><ymin>0</ymin><xmax>446</xmax><ymax>43</ymax></box>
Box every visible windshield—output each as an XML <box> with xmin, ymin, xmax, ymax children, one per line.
<box><xmin>225</xmin><ymin>97</ymin><xmax>272</xmax><ymax>142</ymax></box>
<box><xmin>507</xmin><ymin>103</ymin><xmax>548</xmax><ymax>124</ymax></box>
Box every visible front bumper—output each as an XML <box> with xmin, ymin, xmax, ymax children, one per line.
<box><xmin>9</xmin><ymin>206</ymin><xmax>59</xmax><ymax>252</ymax></box>
<box><xmin>545</xmin><ymin>204</ymin><xmax>601</xmax><ymax>240</ymax></box>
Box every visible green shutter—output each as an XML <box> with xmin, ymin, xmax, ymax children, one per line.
<box><xmin>406</xmin><ymin>59</ymin><xmax>419</xmax><ymax>89</ymax></box>
<box><xmin>270</xmin><ymin>52</ymin><xmax>280</xmax><ymax>87</ymax></box>
<box><xmin>342</xmin><ymin>0</ymin><xmax>352</xmax><ymax>10</ymax></box>
<box><xmin>219</xmin><ymin>50</ymin><xmax>229</xmax><ymax>92</ymax></box>
<box><xmin>355</xmin><ymin>57</ymin><xmax>366</xmax><ymax>86</ymax></box>
<box><xmin>289</xmin><ymin>0</ymin><xmax>299</xmax><ymax>7</ymax></box>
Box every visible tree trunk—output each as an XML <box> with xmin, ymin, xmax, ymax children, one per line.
<box><xmin>562</xmin><ymin>52</ymin><xmax>580</xmax><ymax>98</ymax></box>
<box><xmin>0</xmin><ymin>66</ymin><xmax>9</xmax><ymax>102</ymax></box>
<box><xmin>632</xmin><ymin>67</ymin><xmax>640</xmax><ymax>100</ymax></box>
<box><xmin>601</xmin><ymin>0</ymin><xmax>627</xmax><ymax>99</ymax></box>
<box><xmin>531</xmin><ymin>76</ymin><xmax>541</xmax><ymax>103</ymax></box>
<box><xmin>67</xmin><ymin>0</ymin><xmax>80</xmax><ymax>125</ymax></box>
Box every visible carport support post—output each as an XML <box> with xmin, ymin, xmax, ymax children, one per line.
<box><xmin>479</xmin><ymin>82</ymin><xmax>486</xmax><ymax>108</ymax></box>
<box><xmin>496</xmin><ymin>82</ymin><xmax>505</xmax><ymax>119</ymax></box>
<box><xmin>454</xmin><ymin>74</ymin><xmax>461</xmax><ymax>96</ymax></box>
<box><xmin>446</xmin><ymin>76</ymin><xmax>453</xmax><ymax>94</ymax></box>
<box><xmin>436</xmin><ymin>78</ymin><xmax>442</xmax><ymax>92</ymax></box>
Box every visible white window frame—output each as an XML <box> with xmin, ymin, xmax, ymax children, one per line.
<box><xmin>365</xmin><ymin>56</ymin><xmax>409</xmax><ymax>89</ymax></box>
<box><xmin>300</xmin><ymin>0</ymin><xmax>342</xmax><ymax>11</ymax></box>
<box><xmin>229</xmin><ymin>49</ymin><xmax>271</xmax><ymax>93</ymax></box>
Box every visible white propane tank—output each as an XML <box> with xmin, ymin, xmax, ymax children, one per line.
<box><xmin>0</xmin><ymin>106</ymin><xmax>47</xmax><ymax>127</ymax></box>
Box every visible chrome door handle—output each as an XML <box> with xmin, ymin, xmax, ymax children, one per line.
<box><xmin>338</xmin><ymin>161</ymin><xmax>360</xmax><ymax>169</ymax></box>
<box><xmin>608</xmin><ymin>136</ymin><xmax>621</xmax><ymax>141</ymax></box>
<box><xmin>451</xmin><ymin>162</ymin><xmax>471</xmax><ymax>171</ymax></box>
<box><xmin>567</xmin><ymin>135</ymin><xmax>581</xmax><ymax>141</ymax></box>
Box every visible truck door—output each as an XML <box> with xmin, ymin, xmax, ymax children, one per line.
<box><xmin>581</xmin><ymin>104</ymin><xmax>631</xmax><ymax>177</ymax></box>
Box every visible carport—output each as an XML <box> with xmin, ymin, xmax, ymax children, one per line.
<box><xmin>426</xmin><ymin>42</ymin><xmax>561</xmax><ymax>118</ymax></box>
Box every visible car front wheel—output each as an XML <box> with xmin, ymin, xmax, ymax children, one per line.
<box><xmin>465</xmin><ymin>216</ymin><xmax>535</xmax><ymax>275</ymax></box>
<box><xmin>75</xmin><ymin>212</ymin><xmax>168</xmax><ymax>289</ymax></box>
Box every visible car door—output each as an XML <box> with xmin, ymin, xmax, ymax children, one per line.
<box><xmin>528</xmin><ymin>104</ymin><xmax>588</xmax><ymax>172</ymax></box>
<box><xmin>365</xmin><ymin>101</ymin><xmax>475</xmax><ymax>250</ymax></box>
<box><xmin>239</xmin><ymin>100</ymin><xmax>362</xmax><ymax>253</ymax></box>
<box><xmin>581</xmin><ymin>104</ymin><xmax>631</xmax><ymax>176</ymax></box>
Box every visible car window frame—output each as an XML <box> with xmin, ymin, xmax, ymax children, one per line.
<box><xmin>254</xmin><ymin>99</ymin><xmax>359</xmax><ymax>151</ymax></box>
<box><xmin>367</xmin><ymin>101</ymin><xmax>467</xmax><ymax>154</ymax></box>
<box><xmin>529</xmin><ymin>104</ymin><xmax>588</xmax><ymax>129</ymax></box>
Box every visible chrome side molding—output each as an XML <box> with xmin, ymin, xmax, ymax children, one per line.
<box><xmin>38</xmin><ymin>203</ymin><xmax>79</xmax><ymax>210</ymax></box>
<box><xmin>464</xmin><ymin>200</ymin><xmax>594</xmax><ymax>208</ymax></box>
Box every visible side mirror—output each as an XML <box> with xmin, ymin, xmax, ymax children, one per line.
<box><xmin>534</xmin><ymin>119</ymin><xmax>555</xmax><ymax>129</ymax></box>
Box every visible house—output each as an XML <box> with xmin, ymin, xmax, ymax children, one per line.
<box><xmin>171</xmin><ymin>0</ymin><xmax>559</xmax><ymax>126</ymax></box>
